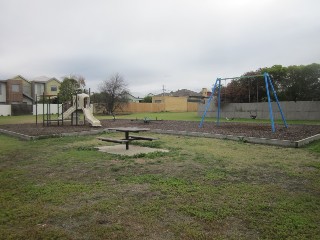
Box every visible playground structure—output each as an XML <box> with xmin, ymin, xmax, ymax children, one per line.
<box><xmin>35</xmin><ymin>93</ymin><xmax>65</xmax><ymax>127</ymax></box>
<box><xmin>199</xmin><ymin>72</ymin><xmax>288</xmax><ymax>132</ymax></box>
<box><xmin>36</xmin><ymin>92</ymin><xmax>101</xmax><ymax>127</ymax></box>
<box><xmin>58</xmin><ymin>93</ymin><xmax>101</xmax><ymax>127</ymax></box>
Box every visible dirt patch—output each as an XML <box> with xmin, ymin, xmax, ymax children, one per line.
<box><xmin>0</xmin><ymin>119</ymin><xmax>319</xmax><ymax>141</ymax></box>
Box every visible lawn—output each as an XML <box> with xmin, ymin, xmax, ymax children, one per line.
<box><xmin>1</xmin><ymin>132</ymin><xmax>319</xmax><ymax>239</ymax></box>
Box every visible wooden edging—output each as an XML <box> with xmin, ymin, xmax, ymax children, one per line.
<box><xmin>0</xmin><ymin>128</ymin><xmax>34</xmax><ymax>140</ymax></box>
<box><xmin>150</xmin><ymin>129</ymin><xmax>320</xmax><ymax>148</ymax></box>
<box><xmin>295</xmin><ymin>134</ymin><xmax>320</xmax><ymax>148</ymax></box>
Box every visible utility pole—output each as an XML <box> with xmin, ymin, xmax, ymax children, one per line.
<box><xmin>162</xmin><ymin>85</ymin><xmax>166</xmax><ymax>96</ymax></box>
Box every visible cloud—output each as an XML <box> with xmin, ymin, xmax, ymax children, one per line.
<box><xmin>1</xmin><ymin>0</ymin><xmax>319</xmax><ymax>96</ymax></box>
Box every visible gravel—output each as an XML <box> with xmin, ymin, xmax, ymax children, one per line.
<box><xmin>0</xmin><ymin>119</ymin><xmax>319</xmax><ymax>141</ymax></box>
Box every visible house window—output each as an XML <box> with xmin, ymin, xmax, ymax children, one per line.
<box><xmin>35</xmin><ymin>84</ymin><xmax>45</xmax><ymax>96</ymax></box>
<box><xmin>0</xmin><ymin>84</ymin><xmax>2</xmax><ymax>95</ymax></box>
<box><xmin>12</xmin><ymin>84</ymin><xmax>20</xmax><ymax>92</ymax></box>
<box><xmin>155</xmin><ymin>100</ymin><xmax>162</xmax><ymax>103</ymax></box>
<box><xmin>51</xmin><ymin>86</ymin><xmax>57</xmax><ymax>91</ymax></box>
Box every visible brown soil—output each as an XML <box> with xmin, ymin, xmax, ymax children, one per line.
<box><xmin>0</xmin><ymin>119</ymin><xmax>319</xmax><ymax>141</ymax></box>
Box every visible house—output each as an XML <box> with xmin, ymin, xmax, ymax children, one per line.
<box><xmin>31</xmin><ymin>76</ymin><xmax>61</xmax><ymax>101</ymax></box>
<box><xmin>152</xmin><ymin>89</ymin><xmax>201</xmax><ymax>112</ymax></box>
<box><xmin>0</xmin><ymin>75</ymin><xmax>62</xmax><ymax>115</ymax></box>
<box><xmin>0</xmin><ymin>80</ymin><xmax>7</xmax><ymax>103</ymax></box>
<box><xmin>46</xmin><ymin>78</ymin><xmax>60</xmax><ymax>96</ymax></box>
<box><xmin>200</xmin><ymin>88</ymin><xmax>212</xmax><ymax>97</ymax></box>
<box><xmin>5</xmin><ymin>75</ymin><xmax>33</xmax><ymax>105</ymax></box>
<box><xmin>125</xmin><ymin>93</ymin><xmax>143</xmax><ymax>103</ymax></box>
<box><xmin>152</xmin><ymin>89</ymin><xmax>204</xmax><ymax>103</ymax></box>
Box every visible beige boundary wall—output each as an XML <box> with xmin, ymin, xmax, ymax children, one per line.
<box><xmin>198</xmin><ymin>100</ymin><xmax>320</xmax><ymax>120</ymax></box>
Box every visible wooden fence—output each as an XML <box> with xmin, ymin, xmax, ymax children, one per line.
<box><xmin>94</xmin><ymin>102</ymin><xmax>198</xmax><ymax>114</ymax></box>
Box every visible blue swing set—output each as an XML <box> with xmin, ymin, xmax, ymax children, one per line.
<box><xmin>199</xmin><ymin>72</ymin><xmax>288</xmax><ymax>132</ymax></box>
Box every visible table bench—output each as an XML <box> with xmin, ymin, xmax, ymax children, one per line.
<box><xmin>128</xmin><ymin>135</ymin><xmax>158</xmax><ymax>141</ymax></box>
<box><xmin>98</xmin><ymin>127</ymin><xmax>157</xmax><ymax>150</ymax></box>
<box><xmin>97</xmin><ymin>137</ymin><xmax>129</xmax><ymax>144</ymax></box>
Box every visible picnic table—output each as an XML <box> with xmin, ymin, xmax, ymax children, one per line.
<box><xmin>97</xmin><ymin>127</ymin><xmax>157</xmax><ymax>150</ymax></box>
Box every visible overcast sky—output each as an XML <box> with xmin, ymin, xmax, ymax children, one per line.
<box><xmin>0</xmin><ymin>0</ymin><xmax>319</xmax><ymax>97</ymax></box>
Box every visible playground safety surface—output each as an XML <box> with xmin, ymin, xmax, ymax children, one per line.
<box><xmin>96</xmin><ymin>145</ymin><xmax>169</xmax><ymax>156</ymax></box>
<box><xmin>0</xmin><ymin>119</ymin><xmax>319</xmax><ymax>146</ymax></box>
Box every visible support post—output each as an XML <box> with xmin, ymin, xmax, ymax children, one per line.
<box><xmin>48</xmin><ymin>96</ymin><xmax>51</xmax><ymax>124</ymax></box>
<box><xmin>57</xmin><ymin>96</ymin><xmax>60</xmax><ymax>126</ymax></box>
<box><xmin>35</xmin><ymin>94</ymin><xmax>38</xmax><ymax>125</ymax></box>
<box><xmin>125</xmin><ymin>131</ymin><xmax>129</xmax><ymax>150</ymax></box>
<box><xmin>76</xmin><ymin>94</ymin><xmax>78</xmax><ymax>126</ymax></box>
<box><xmin>264</xmin><ymin>73</ymin><xmax>275</xmax><ymax>132</ymax></box>
<box><xmin>46</xmin><ymin>95</ymin><xmax>49</xmax><ymax>126</ymax></box>
<box><xmin>62</xmin><ymin>102</ymin><xmax>64</xmax><ymax>126</ymax></box>
<box><xmin>265</xmin><ymin>73</ymin><xmax>288</xmax><ymax>128</ymax></box>
<box><xmin>42</xmin><ymin>92</ymin><xmax>45</xmax><ymax>127</ymax></box>
<box><xmin>199</xmin><ymin>78</ymin><xmax>219</xmax><ymax>128</ymax></box>
<box><xmin>217</xmin><ymin>78</ymin><xmax>221</xmax><ymax>126</ymax></box>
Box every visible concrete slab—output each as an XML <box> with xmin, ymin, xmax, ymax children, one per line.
<box><xmin>96</xmin><ymin>145</ymin><xmax>169</xmax><ymax>156</ymax></box>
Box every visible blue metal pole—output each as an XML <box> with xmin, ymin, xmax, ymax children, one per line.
<box><xmin>199</xmin><ymin>78</ymin><xmax>219</xmax><ymax>128</ymax></box>
<box><xmin>217</xmin><ymin>78</ymin><xmax>221</xmax><ymax>126</ymax></box>
<box><xmin>264</xmin><ymin>72</ymin><xmax>275</xmax><ymax>132</ymax></box>
<box><xmin>265</xmin><ymin>73</ymin><xmax>288</xmax><ymax>128</ymax></box>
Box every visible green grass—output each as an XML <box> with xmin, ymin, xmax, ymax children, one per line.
<box><xmin>1</xmin><ymin>133</ymin><xmax>319</xmax><ymax>239</ymax></box>
<box><xmin>307</xmin><ymin>140</ymin><xmax>320</xmax><ymax>154</ymax></box>
<box><xmin>0</xmin><ymin>115</ymin><xmax>37</xmax><ymax>125</ymax></box>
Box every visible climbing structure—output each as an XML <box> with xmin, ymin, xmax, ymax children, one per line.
<box><xmin>59</xmin><ymin>93</ymin><xmax>101</xmax><ymax>127</ymax></box>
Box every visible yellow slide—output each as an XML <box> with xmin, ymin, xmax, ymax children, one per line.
<box><xmin>82</xmin><ymin>107</ymin><xmax>102</xmax><ymax>127</ymax></box>
<box><xmin>58</xmin><ymin>106</ymin><xmax>76</xmax><ymax>120</ymax></box>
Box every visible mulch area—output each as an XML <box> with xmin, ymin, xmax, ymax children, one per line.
<box><xmin>0</xmin><ymin>119</ymin><xmax>319</xmax><ymax>141</ymax></box>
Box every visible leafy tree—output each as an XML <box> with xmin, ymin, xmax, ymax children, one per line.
<box><xmin>141</xmin><ymin>96</ymin><xmax>152</xmax><ymax>103</ymax></box>
<box><xmin>99</xmin><ymin>73</ymin><xmax>129</xmax><ymax>114</ymax></box>
<box><xmin>58</xmin><ymin>74</ymin><xmax>87</xmax><ymax>103</ymax></box>
<box><xmin>58</xmin><ymin>77</ymin><xmax>80</xmax><ymax>103</ymax></box>
<box><xmin>303</xmin><ymin>63</ymin><xmax>320</xmax><ymax>101</ymax></box>
<box><xmin>221</xmin><ymin>72</ymin><xmax>259</xmax><ymax>103</ymax></box>
<box><xmin>264</xmin><ymin>64</ymin><xmax>320</xmax><ymax>101</ymax></box>
<box><xmin>90</xmin><ymin>92</ymin><xmax>104</xmax><ymax>103</ymax></box>
<box><xmin>221</xmin><ymin>63</ymin><xmax>320</xmax><ymax>102</ymax></box>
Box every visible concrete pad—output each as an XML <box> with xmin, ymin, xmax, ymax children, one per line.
<box><xmin>96</xmin><ymin>145</ymin><xmax>169</xmax><ymax>156</ymax></box>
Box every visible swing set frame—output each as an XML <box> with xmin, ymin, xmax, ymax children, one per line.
<box><xmin>199</xmin><ymin>72</ymin><xmax>288</xmax><ymax>132</ymax></box>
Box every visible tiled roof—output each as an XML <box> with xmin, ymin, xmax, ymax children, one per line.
<box><xmin>31</xmin><ymin>76</ymin><xmax>51</xmax><ymax>82</ymax></box>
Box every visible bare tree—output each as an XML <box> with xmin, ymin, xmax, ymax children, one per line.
<box><xmin>76</xmin><ymin>75</ymin><xmax>86</xmax><ymax>90</ymax></box>
<box><xmin>99</xmin><ymin>73</ymin><xmax>129</xmax><ymax>115</ymax></box>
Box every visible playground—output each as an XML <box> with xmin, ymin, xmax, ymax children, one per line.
<box><xmin>0</xmin><ymin>118</ymin><xmax>319</xmax><ymax>142</ymax></box>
